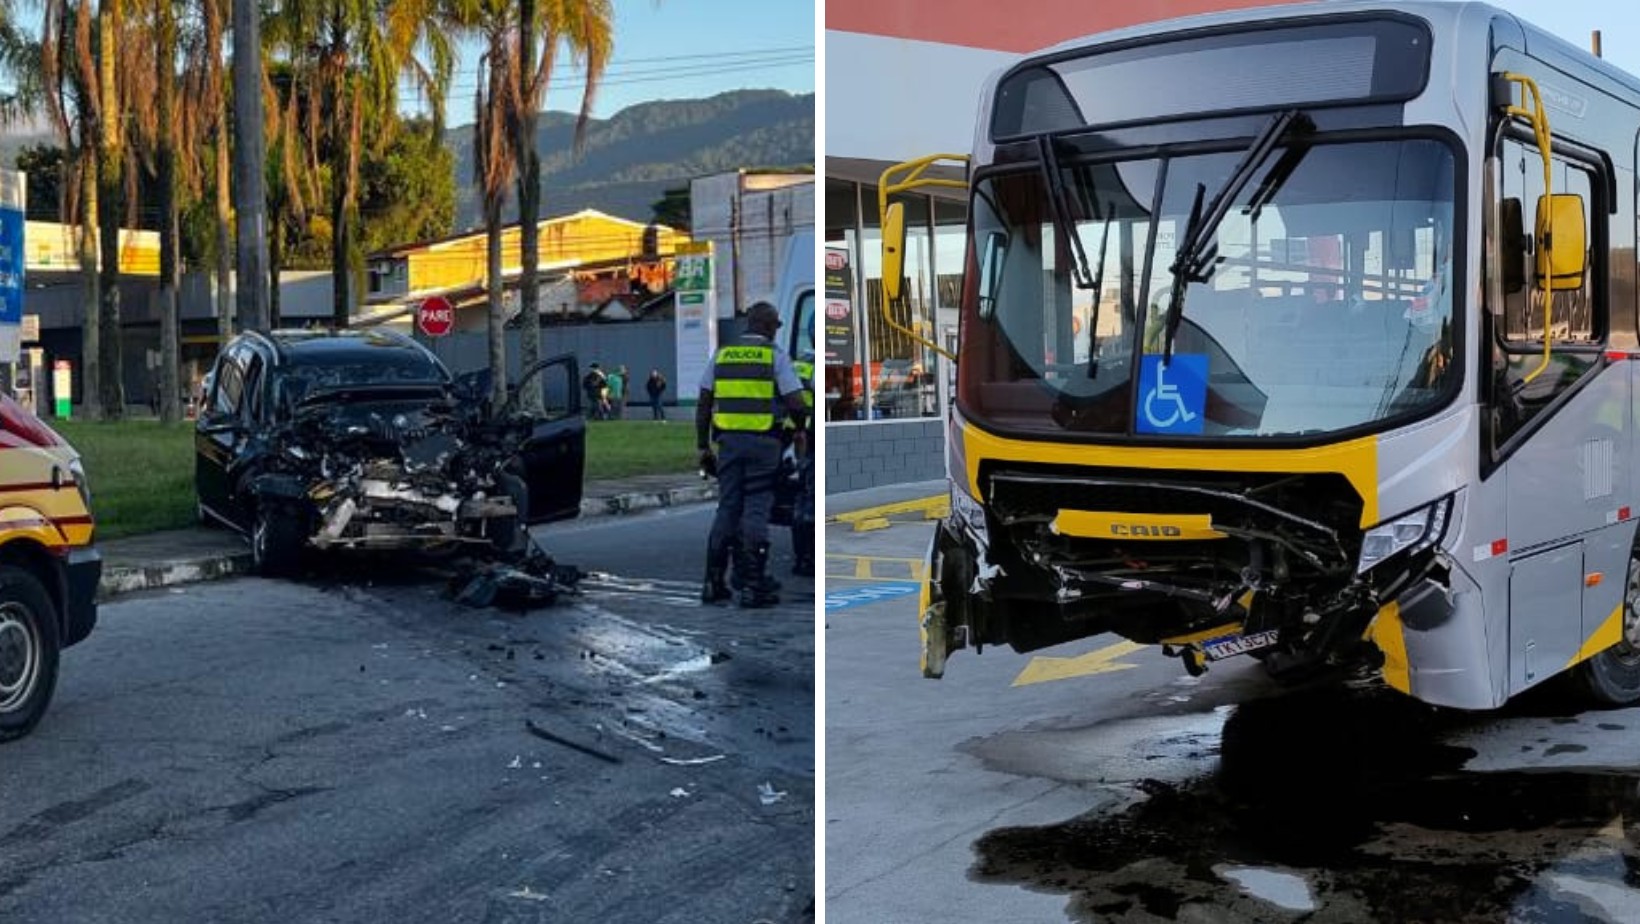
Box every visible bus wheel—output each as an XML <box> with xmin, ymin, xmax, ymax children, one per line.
<box><xmin>0</xmin><ymin>566</ymin><xmax>61</xmax><ymax>742</ymax></box>
<box><xmin>1578</xmin><ymin>552</ymin><xmax>1640</xmax><ymax>705</ymax></box>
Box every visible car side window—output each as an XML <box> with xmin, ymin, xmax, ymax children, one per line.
<box><xmin>243</xmin><ymin>355</ymin><xmax>266</xmax><ymax>423</ymax></box>
<box><xmin>212</xmin><ymin>352</ymin><xmax>245</xmax><ymax>417</ymax></box>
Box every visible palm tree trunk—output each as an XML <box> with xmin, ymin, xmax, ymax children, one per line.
<box><xmin>330</xmin><ymin>136</ymin><xmax>349</xmax><ymax>328</ymax></box>
<box><xmin>231</xmin><ymin>0</ymin><xmax>268</xmax><ymax>329</ymax></box>
<box><xmin>213</xmin><ymin>1</ymin><xmax>232</xmax><ymax>349</ymax></box>
<box><xmin>214</xmin><ymin>38</ymin><xmax>232</xmax><ymax>347</ymax></box>
<box><xmin>95</xmin><ymin>0</ymin><xmax>124</xmax><ymax>419</ymax></box>
<box><xmin>269</xmin><ymin>212</ymin><xmax>282</xmax><ymax>328</ymax></box>
<box><xmin>156</xmin><ymin>0</ymin><xmax>180</xmax><ymax>423</ymax></box>
<box><xmin>77</xmin><ymin>144</ymin><xmax>101</xmax><ymax>420</ymax></box>
<box><xmin>486</xmin><ymin>197</ymin><xmax>506</xmax><ymax>408</ymax></box>
<box><xmin>514</xmin><ymin>0</ymin><xmax>542</xmax><ymax>414</ymax></box>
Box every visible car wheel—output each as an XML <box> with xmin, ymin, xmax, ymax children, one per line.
<box><xmin>0</xmin><ymin>566</ymin><xmax>61</xmax><ymax>743</ymax></box>
<box><xmin>1578</xmin><ymin>550</ymin><xmax>1640</xmax><ymax>705</ymax></box>
<box><xmin>251</xmin><ymin>503</ymin><xmax>306</xmax><ymax>578</ymax></box>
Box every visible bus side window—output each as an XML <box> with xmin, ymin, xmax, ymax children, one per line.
<box><xmin>1491</xmin><ymin>137</ymin><xmax>1603</xmax><ymax>452</ymax></box>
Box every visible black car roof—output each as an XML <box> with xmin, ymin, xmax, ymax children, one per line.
<box><xmin>244</xmin><ymin>329</ymin><xmax>447</xmax><ymax>377</ymax></box>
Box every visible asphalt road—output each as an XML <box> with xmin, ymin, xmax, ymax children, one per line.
<box><xmin>826</xmin><ymin>519</ymin><xmax>1640</xmax><ymax>924</ymax></box>
<box><xmin>0</xmin><ymin>505</ymin><xmax>813</xmax><ymax>924</ymax></box>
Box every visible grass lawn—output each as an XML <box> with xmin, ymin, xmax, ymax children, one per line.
<box><xmin>51</xmin><ymin>415</ymin><xmax>697</xmax><ymax>540</ymax></box>
<box><xmin>53</xmin><ymin>420</ymin><xmax>196</xmax><ymax>540</ymax></box>
<box><xmin>582</xmin><ymin>418</ymin><xmax>698</xmax><ymax>479</ymax></box>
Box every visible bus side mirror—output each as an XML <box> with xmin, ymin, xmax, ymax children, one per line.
<box><xmin>882</xmin><ymin>201</ymin><xmax>906</xmax><ymax>303</ymax></box>
<box><xmin>1537</xmin><ymin>192</ymin><xmax>1586</xmax><ymax>291</ymax></box>
<box><xmin>1501</xmin><ymin>197</ymin><xmax>1526</xmax><ymax>295</ymax></box>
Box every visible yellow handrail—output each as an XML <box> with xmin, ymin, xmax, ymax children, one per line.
<box><xmin>1502</xmin><ymin>72</ymin><xmax>1555</xmax><ymax>385</ymax></box>
<box><xmin>878</xmin><ymin>155</ymin><xmax>969</xmax><ymax>362</ymax></box>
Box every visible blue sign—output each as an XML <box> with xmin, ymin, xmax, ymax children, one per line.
<box><xmin>825</xmin><ymin>582</ymin><xmax>918</xmax><ymax>612</ymax></box>
<box><xmin>0</xmin><ymin>198</ymin><xmax>21</xmax><ymax>327</ymax></box>
<box><xmin>1135</xmin><ymin>353</ymin><xmax>1208</xmax><ymax>435</ymax></box>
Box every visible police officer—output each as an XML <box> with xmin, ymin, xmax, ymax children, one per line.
<box><xmin>698</xmin><ymin>302</ymin><xmax>807</xmax><ymax>607</ymax></box>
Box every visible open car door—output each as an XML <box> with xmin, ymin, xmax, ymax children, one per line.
<box><xmin>516</xmin><ymin>354</ymin><xmax>587</xmax><ymax>525</ymax></box>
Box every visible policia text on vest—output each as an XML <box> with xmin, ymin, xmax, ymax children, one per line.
<box><xmin>696</xmin><ymin>303</ymin><xmax>808</xmax><ymax>609</ymax></box>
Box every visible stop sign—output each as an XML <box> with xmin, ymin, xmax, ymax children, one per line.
<box><xmin>418</xmin><ymin>295</ymin><xmax>455</xmax><ymax>337</ymax></box>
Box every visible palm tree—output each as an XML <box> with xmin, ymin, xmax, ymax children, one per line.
<box><xmin>512</xmin><ymin>0</ymin><xmax>610</xmax><ymax>412</ymax></box>
<box><xmin>40</xmin><ymin>0</ymin><xmax>103</xmax><ymax>417</ymax></box>
<box><xmin>267</xmin><ymin>0</ymin><xmax>458</xmax><ymax>330</ymax></box>
<box><xmin>0</xmin><ymin>0</ymin><xmax>40</xmax><ymax>123</ymax></box>
<box><xmin>471</xmin><ymin>1</ymin><xmax>518</xmax><ymax>408</ymax></box>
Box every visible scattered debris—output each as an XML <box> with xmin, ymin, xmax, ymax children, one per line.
<box><xmin>507</xmin><ymin>886</ymin><xmax>550</xmax><ymax>902</ymax></box>
<box><xmin>757</xmin><ymin>782</ymin><xmax>788</xmax><ymax>806</ymax></box>
<box><xmin>525</xmin><ymin>718</ymin><xmax>622</xmax><ymax>764</ymax></box>
<box><xmin>507</xmin><ymin>755</ymin><xmax>523</xmax><ymax>769</ymax></box>
<box><xmin>450</xmin><ymin>549</ymin><xmax>583</xmax><ymax>610</ymax></box>
<box><xmin>669</xmin><ymin>787</ymin><xmax>690</xmax><ymax>798</ymax></box>
<box><xmin>660</xmin><ymin>754</ymin><xmax>727</xmax><ymax>767</ymax></box>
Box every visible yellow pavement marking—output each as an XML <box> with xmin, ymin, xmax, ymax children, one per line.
<box><xmin>825</xmin><ymin>553</ymin><xmax>927</xmax><ymax>583</ymax></box>
<box><xmin>829</xmin><ymin>495</ymin><xmax>949</xmax><ymax>532</ymax></box>
<box><xmin>1012</xmin><ymin>640</ymin><xmax>1150</xmax><ymax>687</ymax></box>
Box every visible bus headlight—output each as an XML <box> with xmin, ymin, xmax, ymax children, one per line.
<box><xmin>1357</xmin><ymin>496</ymin><xmax>1453</xmax><ymax>575</ymax></box>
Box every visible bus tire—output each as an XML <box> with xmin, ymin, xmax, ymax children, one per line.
<box><xmin>1577</xmin><ymin>554</ymin><xmax>1640</xmax><ymax>705</ymax></box>
<box><xmin>0</xmin><ymin>566</ymin><xmax>61</xmax><ymax>742</ymax></box>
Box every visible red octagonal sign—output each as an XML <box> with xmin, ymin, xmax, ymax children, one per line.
<box><xmin>418</xmin><ymin>295</ymin><xmax>454</xmax><ymax>337</ymax></box>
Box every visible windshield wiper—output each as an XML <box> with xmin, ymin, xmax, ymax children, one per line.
<box><xmin>1085</xmin><ymin>201</ymin><xmax>1113</xmax><ymax>375</ymax></box>
<box><xmin>1036</xmin><ymin>134</ymin><xmax>1096</xmax><ymax>290</ymax></box>
<box><xmin>1162</xmin><ymin>109</ymin><xmax>1313</xmax><ymax>361</ymax></box>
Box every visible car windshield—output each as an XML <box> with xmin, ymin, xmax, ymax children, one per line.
<box><xmin>959</xmin><ymin>137</ymin><xmax>1458</xmax><ymax>438</ymax></box>
<box><xmin>273</xmin><ymin>350</ymin><xmax>447</xmax><ymax>410</ymax></box>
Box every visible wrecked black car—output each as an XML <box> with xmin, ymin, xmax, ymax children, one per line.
<box><xmin>195</xmin><ymin>329</ymin><xmax>585</xmax><ymax>575</ymax></box>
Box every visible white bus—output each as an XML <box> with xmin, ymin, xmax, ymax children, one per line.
<box><xmin>880</xmin><ymin>1</ymin><xmax>1640</xmax><ymax>709</ymax></box>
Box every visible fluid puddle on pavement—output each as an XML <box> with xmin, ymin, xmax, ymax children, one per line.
<box><xmin>969</xmin><ymin>688</ymin><xmax>1640</xmax><ymax>922</ymax></box>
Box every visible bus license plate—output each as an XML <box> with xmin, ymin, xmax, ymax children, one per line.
<box><xmin>1202</xmin><ymin>630</ymin><xmax>1279</xmax><ymax>661</ymax></box>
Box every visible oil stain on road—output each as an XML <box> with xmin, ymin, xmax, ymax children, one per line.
<box><xmin>969</xmin><ymin>687</ymin><xmax>1640</xmax><ymax>922</ymax></box>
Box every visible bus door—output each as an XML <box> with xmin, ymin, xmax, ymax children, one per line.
<box><xmin>1489</xmin><ymin>124</ymin><xmax>1624</xmax><ymax>693</ymax></box>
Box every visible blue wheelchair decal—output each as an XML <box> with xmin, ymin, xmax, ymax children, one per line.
<box><xmin>1135</xmin><ymin>353</ymin><xmax>1208</xmax><ymax>435</ymax></box>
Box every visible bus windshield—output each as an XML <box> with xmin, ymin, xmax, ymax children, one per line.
<box><xmin>959</xmin><ymin>137</ymin><xmax>1458</xmax><ymax>439</ymax></box>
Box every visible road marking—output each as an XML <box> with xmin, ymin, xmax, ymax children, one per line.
<box><xmin>825</xmin><ymin>582</ymin><xmax>919</xmax><ymax>612</ymax></box>
<box><xmin>824</xmin><ymin>554</ymin><xmax>926</xmax><ymax>583</ymax></box>
<box><xmin>1011</xmin><ymin>640</ymin><xmax>1149</xmax><ymax>687</ymax></box>
<box><xmin>828</xmin><ymin>495</ymin><xmax>948</xmax><ymax>532</ymax></box>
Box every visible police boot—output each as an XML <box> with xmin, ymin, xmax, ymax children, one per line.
<box><xmin>701</xmin><ymin>543</ymin><xmax>734</xmax><ymax>605</ymax></box>
<box><xmin>791</xmin><ymin>524</ymin><xmax>813</xmax><ymax>577</ymax></box>
<box><xmin>736</xmin><ymin>543</ymin><xmax>782</xmax><ymax>608</ymax></box>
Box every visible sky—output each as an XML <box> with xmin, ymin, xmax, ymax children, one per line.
<box><xmin>1484</xmin><ymin>0</ymin><xmax>1640</xmax><ymax>75</ymax></box>
<box><xmin>417</xmin><ymin>0</ymin><xmax>815</xmax><ymax>127</ymax></box>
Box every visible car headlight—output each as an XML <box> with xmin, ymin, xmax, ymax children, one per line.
<box><xmin>1357</xmin><ymin>495</ymin><xmax>1453</xmax><ymax>574</ymax></box>
<box><xmin>68</xmin><ymin>457</ymin><xmax>91</xmax><ymax>510</ymax></box>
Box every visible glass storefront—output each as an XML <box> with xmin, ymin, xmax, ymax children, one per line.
<box><xmin>824</xmin><ymin>177</ymin><xmax>964</xmax><ymax>423</ymax></box>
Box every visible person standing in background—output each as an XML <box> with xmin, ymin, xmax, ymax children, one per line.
<box><xmin>608</xmin><ymin>365</ymin><xmax>627</xmax><ymax>419</ymax></box>
<box><xmin>646</xmin><ymin>368</ymin><xmax>668</xmax><ymax>421</ymax></box>
<box><xmin>617</xmin><ymin>365</ymin><xmax>632</xmax><ymax>419</ymax></box>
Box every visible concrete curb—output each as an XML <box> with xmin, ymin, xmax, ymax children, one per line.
<box><xmin>577</xmin><ymin>482</ymin><xmax>718</xmax><ymax>518</ymax></box>
<box><xmin>97</xmin><ymin>484</ymin><xmax>719</xmax><ymax>600</ymax></box>
<box><xmin>98</xmin><ymin>551</ymin><xmax>252</xmax><ymax>601</ymax></box>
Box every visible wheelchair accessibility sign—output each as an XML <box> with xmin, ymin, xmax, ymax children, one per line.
<box><xmin>1136</xmin><ymin>353</ymin><xmax>1208</xmax><ymax>435</ymax></box>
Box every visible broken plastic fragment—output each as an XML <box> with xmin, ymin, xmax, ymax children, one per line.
<box><xmin>669</xmin><ymin>787</ymin><xmax>690</xmax><ymax>798</ymax></box>
<box><xmin>659</xmin><ymin>754</ymin><xmax>726</xmax><ymax>767</ymax></box>
<box><xmin>757</xmin><ymin>782</ymin><xmax>788</xmax><ymax>806</ymax></box>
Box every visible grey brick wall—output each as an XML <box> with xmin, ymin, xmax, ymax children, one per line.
<box><xmin>824</xmin><ymin>419</ymin><xmax>944</xmax><ymax>494</ymax></box>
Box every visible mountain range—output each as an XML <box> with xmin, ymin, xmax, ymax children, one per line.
<box><xmin>445</xmin><ymin>88</ymin><xmax>815</xmax><ymax>229</ymax></box>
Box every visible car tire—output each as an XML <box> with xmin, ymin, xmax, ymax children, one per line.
<box><xmin>251</xmin><ymin>503</ymin><xmax>306</xmax><ymax>578</ymax></box>
<box><xmin>0</xmin><ymin>566</ymin><xmax>61</xmax><ymax>743</ymax></box>
<box><xmin>1577</xmin><ymin>551</ymin><xmax>1640</xmax><ymax>705</ymax></box>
